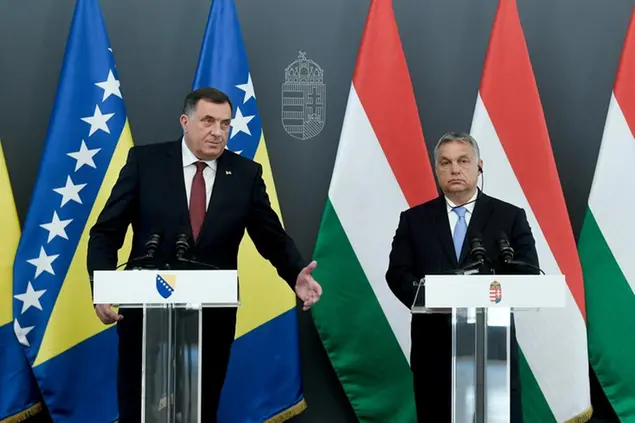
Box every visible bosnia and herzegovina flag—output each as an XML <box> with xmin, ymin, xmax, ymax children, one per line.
<box><xmin>192</xmin><ymin>0</ymin><xmax>306</xmax><ymax>421</ymax></box>
<box><xmin>12</xmin><ymin>0</ymin><xmax>133</xmax><ymax>421</ymax></box>
<box><xmin>0</xmin><ymin>138</ymin><xmax>44</xmax><ymax>422</ymax></box>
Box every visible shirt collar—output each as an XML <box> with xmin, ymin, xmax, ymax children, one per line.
<box><xmin>181</xmin><ymin>137</ymin><xmax>217</xmax><ymax>171</ymax></box>
<box><xmin>445</xmin><ymin>189</ymin><xmax>478</xmax><ymax>215</ymax></box>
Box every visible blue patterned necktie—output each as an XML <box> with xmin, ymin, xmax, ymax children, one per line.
<box><xmin>452</xmin><ymin>206</ymin><xmax>468</xmax><ymax>260</ymax></box>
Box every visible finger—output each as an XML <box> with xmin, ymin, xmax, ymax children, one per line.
<box><xmin>95</xmin><ymin>306</ymin><xmax>107</xmax><ymax>321</ymax></box>
<box><xmin>313</xmin><ymin>281</ymin><xmax>323</xmax><ymax>296</ymax></box>
<box><xmin>303</xmin><ymin>260</ymin><xmax>318</xmax><ymax>274</ymax></box>
<box><xmin>108</xmin><ymin>308</ymin><xmax>123</xmax><ymax>321</ymax></box>
<box><xmin>96</xmin><ymin>309</ymin><xmax>114</xmax><ymax>324</ymax></box>
<box><xmin>100</xmin><ymin>305</ymin><xmax>122</xmax><ymax>323</ymax></box>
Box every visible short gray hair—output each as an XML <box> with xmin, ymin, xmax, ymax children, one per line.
<box><xmin>433</xmin><ymin>132</ymin><xmax>480</xmax><ymax>163</ymax></box>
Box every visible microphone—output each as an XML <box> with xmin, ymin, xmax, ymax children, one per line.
<box><xmin>145</xmin><ymin>233</ymin><xmax>161</xmax><ymax>260</ymax></box>
<box><xmin>497</xmin><ymin>231</ymin><xmax>515</xmax><ymax>263</ymax></box>
<box><xmin>455</xmin><ymin>234</ymin><xmax>489</xmax><ymax>274</ymax></box>
<box><xmin>496</xmin><ymin>231</ymin><xmax>545</xmax><ymax>275</ymax></box>
<box><xmin>116</xmin><ymin>232</ymin><xmax>162</xmax><ymax>269</ymax></box>
<box><xmin>175</xmin><ymin>233</ymin><xmax>190</xmax><ymax>260</ymax></box>
<box><xmin>172</xmin><ymin>233</ymin><xmax>219</xmax><ymax>270</ymax></box>
<box><xmin>469</xmin><ymin>235</ymin><xmax>486</xmax><ymax>264</ymax></box>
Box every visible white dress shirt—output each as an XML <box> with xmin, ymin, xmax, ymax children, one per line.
<box><xmin>182</xmin><ymin>138</ymin><xmax>217</xmax><ymax>210</ymax></box>
<box><xmin>446</xmin><ymin>190</ymin><xmax>478</xmax><ymax>237</ymax></box>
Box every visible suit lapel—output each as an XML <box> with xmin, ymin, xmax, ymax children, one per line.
<box><xmin>196</xmin><ymin>151</ymin><xmax>233</xmax><ymax>245</ymax></box>
<box><xmin>430</xmin><ymin>196</ymin><xmax>458</xmax><ymax>266</ymax></box>
<box><xmin>165</xmin><ymin>141</ymin><xmax>193</xmax><ymax>239</ymax></box>
<box><xmin>458</xmin><ymin>192</ymin><xmax>494</xmax><ymax>267</ymax></box>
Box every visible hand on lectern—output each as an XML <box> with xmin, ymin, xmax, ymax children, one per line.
<box><xmin>95</xmin><ymin>304</ymin><xmax>123</xmax><ymax>324</ymax></box>
<box><xmin>295</xmin><ymin>261</ymin><xmax>322</xmax><ymax>311</ymax></box>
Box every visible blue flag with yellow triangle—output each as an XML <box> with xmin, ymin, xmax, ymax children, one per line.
<box><xmin>12</xmin><ymin>0</ymin><xmax>133</xmax><ymax>420</ymax></box>
<box><xmin>0</xmin><ymin>138</ymin><xmax>45</xmax><ymax>422</ymax></box>
<box><xmin>193</xmin><ymin>0</ymin><xmax>306</xmax><ymax>421</ymax></box>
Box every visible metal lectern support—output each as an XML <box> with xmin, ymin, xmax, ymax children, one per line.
<box><xmin>474</xmin><ymin>307</ymin><xmax>487</xmax><ymax>423</ymax></box>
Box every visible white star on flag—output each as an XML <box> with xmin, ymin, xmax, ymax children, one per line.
<box><xmin>14</xmin><ymin>319</ymin><xmax>35</xmax><ymax>347</ymax></box>
<box><xmin>230</xmin><ymin>107</ymin><xmax>254</xmax><ymax>139</ymax></box>
<box><xmin>27</xmin><ymin>246</ymin><xmax>59</xmax><ymax>279</ymax></box>
<box><xmin>40</xmin><ymin>211</ymin><xmax>72</xmax><ymax>243</ymax></box>
<box><xmin>53</xmin><ymin>175</ymin><xmax>87</xmax><ymax>207</ymax></box>
<box><xmin>95</xmin><ymin>70</ymin><xmax>122</xmax><ymax>102</ymax></box>
<box><xmin>81</xmin><ymin>105</ymin><xmax>114</xmax><ymax>136</ymax></box>
<box><xmin>14</xmin><ymin>282</ymin><xmax>46</xmax><ymax>314</ymax></box>
<box><xmin>67</xmin><ymin>140</ymin><xmax>100</xmax><ymax>171</ymax></box>
<box><xmin>236</xmin><ymin>74</ymin><xmax>255</xmax><ymax>104</ymax></box>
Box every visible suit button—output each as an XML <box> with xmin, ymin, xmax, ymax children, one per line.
<box><xmin>191</xmin><ymin>255</ymin><xmax>197</xmax><ymax>261</ymax></box>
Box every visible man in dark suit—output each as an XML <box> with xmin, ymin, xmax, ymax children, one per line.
<box><xmin>87</xmin><ymin>87</ymin><xmax>322</xmax><ymax>422</ymax></box>
<box><xmin>386</xmin><ymin>132</ymin><xmax>539</xmax><ymax>422</ymax></box>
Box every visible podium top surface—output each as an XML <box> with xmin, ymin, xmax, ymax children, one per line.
<box><xmin>93</xmin><ymin>269</ymin><xmax>239</xmax><ymax>307</ymax></box>
<box><xmin>412</xmin><ymin>274</ymin><xmax>566</xmax><ymax>312</ymax></box>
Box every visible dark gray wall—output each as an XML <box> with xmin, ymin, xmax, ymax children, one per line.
<box><xmin>1</xmin><ymin>0</ymin><xmax>631</xmax><ymax>421</ymax></box>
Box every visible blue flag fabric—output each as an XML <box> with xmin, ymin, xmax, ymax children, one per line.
<box><xmin>0</xmin><ymin>138</ymin><xmax>44</xmax><ymax>422</ymax></box>
<box><xmin>12</xmin><ymin>0</ymin><xmax>134</xmax><ymax>421</ymax></box>
<box><xmin>193</xmin><ymin>0</ymin><xmax>306</xmax><ymax>421</ymax></box>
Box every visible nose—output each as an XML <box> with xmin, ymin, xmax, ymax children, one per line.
<box><xmin>450</xmin><ymin>161</ymin><xmax>461</xmax><ymax>174</ymax></box>
<box><xmin>210</xmin><ymin>122</ymin><xmax>222</xmax><ymax>136</ymax></box>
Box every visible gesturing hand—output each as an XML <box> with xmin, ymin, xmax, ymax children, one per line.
<box><xmin>295</xmin><ymin>261</ymin><xmax>323</xmax><ymax>311</ymax></box>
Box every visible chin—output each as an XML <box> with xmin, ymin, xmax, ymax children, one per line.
<box><xmin>203</xmin><ymin>147</ymin><xmax>222</xmax><ymax>157</ymax></box>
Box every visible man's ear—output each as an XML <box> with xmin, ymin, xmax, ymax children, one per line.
<box><xmin>179</xmin><ymin>114</ymin><xmax>188</xmax><ymax>132</ymax></box>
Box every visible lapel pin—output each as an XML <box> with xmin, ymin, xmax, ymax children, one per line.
<box><xmin>226</xmin><ymin>170</ymin><xmax>232</xmax><ymax>175</ymax></box>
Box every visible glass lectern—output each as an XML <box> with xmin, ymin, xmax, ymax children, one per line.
<box><xmin>93</xmin><ymin>268</ymin><xmax>239</xmax><ymax>423</ymax></box>
<box><xmin>411</xmin><ymin>273</ymin><xmax>566</xmax><ymax>423</ymax></box>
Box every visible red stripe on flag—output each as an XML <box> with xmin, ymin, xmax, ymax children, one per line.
<box><xmin>352</xmin><ymin>0</ymin><xmax>437</xmax><ymax>207</ymax></box>
<box><xmin>478</xmin><ymin>0</ymin><xmax>586</xmax><ymax>317</ymax></box>
<box><xmin>614</xmin><ymin>9</ymin><xmax>635</xmax><ymax>136</ymax></box>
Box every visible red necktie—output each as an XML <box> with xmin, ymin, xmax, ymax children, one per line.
<box><xmin>189</xmin><ymin>161</ymin><xmax>207</xmax><ymax>242</ymax></box>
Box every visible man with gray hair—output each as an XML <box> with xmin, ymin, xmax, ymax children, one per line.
<box><xmin>88</xmin><ymin>87</ymin><xmax>323</xmax><ymax>422</ymax></box>
<box><xmin>386</xmin><ymin>131</ymin><xmax>538</xmax><ymax>422</ymax></box>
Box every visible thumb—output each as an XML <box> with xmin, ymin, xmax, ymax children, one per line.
<box><xmin>304</xmin><ymin>260</ymin><xmax>317</xmax><ymax>273</ymax></box>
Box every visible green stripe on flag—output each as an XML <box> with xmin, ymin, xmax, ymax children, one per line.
<box><xmin>519</xmin><ymin>349</ymin><xmax>556</xmax><ymax>422</ymax></box>
<box><xmin>312</xmin><ymin>199</ymin><xmax>416</xmax><ymax>422</ymax></box>
<box><xmin>579</xmin><ymin>208</ymin><xmax>635</xmax><ymax>421</ymax></box>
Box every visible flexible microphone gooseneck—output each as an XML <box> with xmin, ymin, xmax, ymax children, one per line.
<box><xmin>115</xmin><ymin>233</ymin><xmax>163</xmax><ymax>270</ymax></box>
<box><xmin>497</xmin><ymin>231</ymin><xmax>545</xmax><ymax>275</ymax></box>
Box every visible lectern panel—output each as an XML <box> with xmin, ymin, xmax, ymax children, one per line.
<box><xmin>452</xmin><ymin>308</ymin><xmax>512</xmax><ymax>423</ymax></box>
<box><xmin>141</xmin><ymin>305</ymin><xmax>202</xmax><ymax>423</ymax></box>
<box><xmin>142</xmin><ymin>306</ymin><xmax>172</xmax><ymax>423</ymax></box>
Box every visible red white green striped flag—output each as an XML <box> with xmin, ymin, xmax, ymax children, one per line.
<box><xmin>310</xmin><ymin>0</ymin><xmax>437</xmax><ymax>420</ymax></box>
<box><xmin>469</xmin><ymin>0</ymin><xmax>592</xmax><ymax>421</ymax></box>
<box><xmin>578</xmin><ymin>9</ymin><xmax>635</xmax><ymax>421</ymax></box>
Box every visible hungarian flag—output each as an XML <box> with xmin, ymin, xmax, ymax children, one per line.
<box><xmin>469</xmin><ymin>0</ymin><xmax>592</xmax><ymax>421</ymax></box>
<box><xmin>311</xmin><ymin>0</ymin><xmax>437</xmax><ymax>420</ymax></box>
<box><xmin>578</xmin><ymin>8</ymin><xmax>635</xmax><ymax>421</ymax></box>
